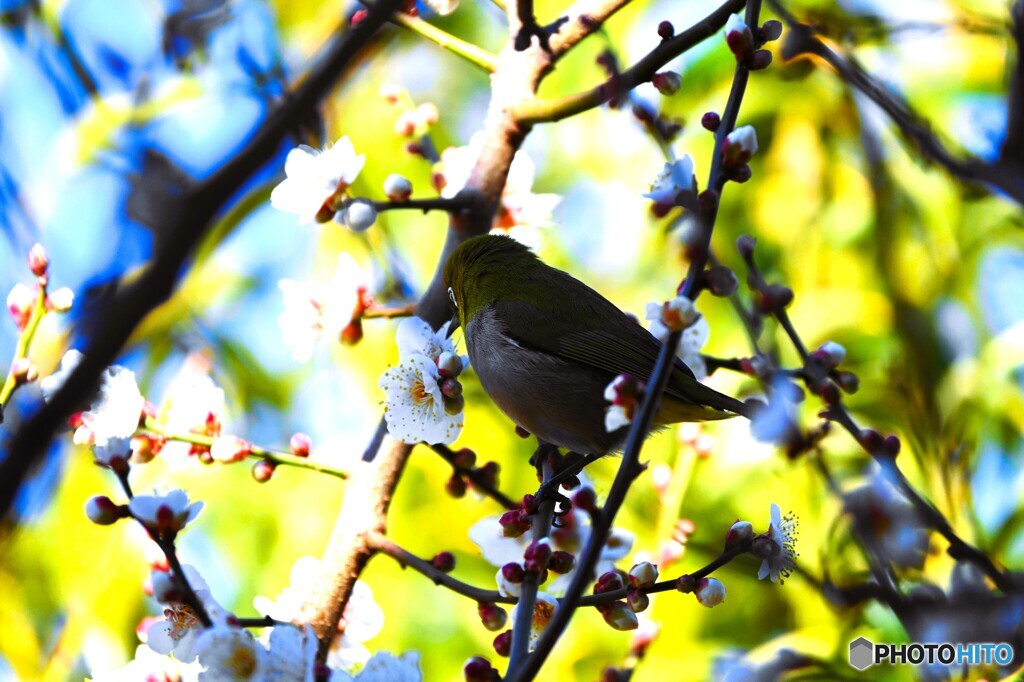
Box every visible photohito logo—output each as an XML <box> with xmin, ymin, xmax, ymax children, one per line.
<box><xmin>848</xmin><ymin>637</ymin><xmax>1014</xmax><ymax>671</ymax></box>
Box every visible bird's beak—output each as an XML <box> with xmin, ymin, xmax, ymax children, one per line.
<box><xmin>449</xmin><ymin>310</ymin><xmax>460</xmax><ymax>333</ymax></box>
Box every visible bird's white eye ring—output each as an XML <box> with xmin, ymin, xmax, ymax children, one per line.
<box><xmin>448</xmin><ymin>286</ymin><xmax>458</xmax><ymax>309</ymax></box>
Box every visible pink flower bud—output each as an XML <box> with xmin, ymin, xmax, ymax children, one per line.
<box><xmin>431</xmin><ymin>551</ymin><xmax>456</xmax><ymax>573</ymax></box>
<box><xmin>463</xmin><ymin>656</ymin><xmax>498</xmax><ymax>682</ymax></box>
<box><xmin>594</xmin><ymin>571</ymin><xmax>625</xmax><ymax>594</ymax></box>
<box><xmin>252</xmin><ymin>460</ymin><xmax>276</xmax><ymax>482</ymax></box>
<box><xmin>626</xmin><ymin>589</ymin><xmax>650</xmax><ymax>613</ymax></box>
<box><xmin>478</xmin><ymin>602</ymin><xmax>508</xmax><ymax>631</ymax></box>
<box><xmin>701</xmin><ymin>111</ymin><xmax>721</xmax><ymax>132</ymax></box>
<box><xmin>394</xmin><ymin>110</ymin><xmax>418</xmax><ymax>137</ymax></box>
<box><xmin>7</xmin><ymin>283</ymin><xmax>35</xmax><ymax>330</ymax></box>
<box><xmin>379</xmin><ymin>83</ymin><xmax>403</xmax><ymax>104</ymax></box>
<box><xmin>383</xmin><ymin>174</ymin><xmax>413</xmax><ymax>202</ymax></box>
<box><xmin>602</xmin><ymin>601</ymin><xmax>639</xmax><ymax>630</ymax></box>
<box><xmin>549</xmin><ymin>550</ymin><xmax>576</xmax><ymax>574</ymax></box>
<box><xmin>10</xmin><ymin>358</ymin><xmax>37</xmax><ymax>385</ymax></box>
<box><xmin>440</xmin><ymin>376</ymin><xmax>463</xmax><ymax>398</ymax></box>
<box><xmin>437</xmin><ymin>351</ymin><xmax>463</xmax><ymax>377</ymax></box>
<box><xmin>724</xmin><ymin>14</ymin><xmax>753</xmax><ymax>59</ymax></box>
<box><xmin>446</xmin><ymin>472</ymin><xmax>467</xmax><ymax>498</ymax></box>
<box><xmin>694</xmin><ymin>577</ymin><xmax>726</xmax><ymax>607</ymax></box>
<box><xmin>499</xmin><ymin>509</ymin><xmax>530</xmax><ymax>538</ymax></box>
<box><xmin>492</xmin><ymin>630</ymin><xmax>512</xmax><ymax>657</ymax></box>
<box><xmin>651</xmin><ymin>71</ymin><xmax>681</xmax><ymax>96</ymax></box>
<box><xmin>86</xmin><ymin>495</ymin><xmax>126</xmax><ymax>525</ymax></box>
<box><xmin>46</xmin><ymin>287</ymin><xmax>74</xmax><ymax>313</ymax></box>
<box><xmin>524</xmin><ymin>539</ymin><xmax>552</xmax><ymax>573</ymax></box>
<box><xmin>289</xmin><ymin>432</ymin><xmax>312</xmax><ymax>457</ymax></box>
<box><xmin>725</xmin><ymin>520</ymin><xmax>753</xmax><ymax>549</ymax></box>
<box><xmin>502</xmin><ymin>563</ymin><xmax>525</xmax><ymax>585</ymax></box>
<box><xmin>453</xmin><ymin>447</ymin><xmax>476</xmax><ymax>468</ymax></box>
<box><xmin>28</xmin><ymin>243</ymin><xmax>48</xmax><ymax>277</ymax></box>
<box><xmin>628</xmin><ymin>561</ymin><xmax>659</xmax><ymax>589</ymax></box>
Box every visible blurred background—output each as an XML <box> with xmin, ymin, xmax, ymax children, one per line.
<box><xmin>0</xmin><ymin>0</ymin><xmax>1023</xmax><ymax>679</ymax></box>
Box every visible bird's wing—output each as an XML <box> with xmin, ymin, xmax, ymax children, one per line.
<box><xmin>491</xmin><ymin>292</ymin><xmax>746</xmax><ymax>417</ymax></box>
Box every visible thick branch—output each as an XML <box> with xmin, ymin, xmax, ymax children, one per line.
<box><xmin>515</xmin><ymin>0</ymin><xmax>745</xmax><ymax>125</ymax></box>
<box><xmin>0</xmin><ymin>0</ymin><xmax>406</xmax><ymax>518</ymax></box>
<box><xmin>771</xmin><ymin>0</ymin><xmax>1024</xmax><ymax>206</ymax></box>
<box><xmin>1000</xmin><ymin>0</ymin><xmax>1024</xmax><ymax>166</ymax></box>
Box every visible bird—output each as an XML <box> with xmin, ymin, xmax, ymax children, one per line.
<box><xmin>443</xmin><ymin>234</ymin><xmax>749</xmax><ymax>456</ymax></box>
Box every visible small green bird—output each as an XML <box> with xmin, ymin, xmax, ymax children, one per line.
<box><xmin>443</xmin><ymin>235</ymin><xmax>749</xmax><ymax>455</ymax></box>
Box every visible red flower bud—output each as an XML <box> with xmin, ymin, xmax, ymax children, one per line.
<box><xmin>251</xmin><ymin>460</ymin><xmax>275</xmax><ymax>483</ymax></box>
<box><xmin>289</xmin><ymin>432</ymin><xmax>312</xmax><ymax>457</ymax></box>
<box><xmin>657</xmin><ymin>21</ymin><xmax>674</xmax><ymax>39</ymax></box>
<box><xmin>431</xmin><ymin>551</ymin><xmax>456</xmax><ymax>573</ymax></box>
<box><xmin>701</xmin><ymin>111</ymin><xmax>721</xmax><ymax>132</ymax></box>
<box><xmin>492</xmin><ymin>630</ymin><xmax>512</xmax><ymax>657</ymax></box>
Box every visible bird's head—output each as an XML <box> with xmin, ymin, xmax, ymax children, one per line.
<box><xmin>443</xmin><ymin>234</ymin><xmax>539</xmax><ymax>330</ymax></box>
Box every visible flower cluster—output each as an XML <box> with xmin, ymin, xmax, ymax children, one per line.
<box><xmin>278</xmin><ymin>253</ymin><xmax>370</xmax><ymax>362</ymax></box>
<box><xmin>271</xmin><ymin>136</ymin><xmax>370</xmax><ymax>230</ymax></box>
<box><xmin>41</xmin><ymin>350</ymin><xmax>144</xmax><ymax>449</ymax></box>
<box><xmin>646</xmin><ymin>295</ymin><xmax>710</xmax><ymax>380</ymax></box>
<box><xmin>379</xmin><ymin>317</ymin><xmax>468</xmax><ymax>444</ymax></box>
<box><xmin>438</xmin><ymin>133</ymin><xmax>560</xmax><ymax>247</ymax></box>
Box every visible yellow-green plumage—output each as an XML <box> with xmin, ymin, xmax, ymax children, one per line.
<box><xmin>444</xmin><ymin>235</ymin><xmax>748</xmax><ymax>454</ymax></box>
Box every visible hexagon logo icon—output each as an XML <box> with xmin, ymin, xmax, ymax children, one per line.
<box><xmin>849</xmin><ymin>637</ymin><xmax>874</xmax><ymax>671</ymax></box>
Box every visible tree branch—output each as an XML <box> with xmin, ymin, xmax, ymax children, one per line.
<box><xmin>0</xmin><ymin>0</ymin><xmax>407</xmax><ymax>519</ymax></box>
<box><xmin>392</xmin><ymin>12</ymin><xmax>498</xmax><ymax>72</ymax></box>
<box><xmin>545</xmin><ymin>0</ymin><xmax>633</xmax><ymax>58</ymax></box>
<box><xmin>769</xmin><ymin>0</ymin><xmax>1024</xmax><ymax>206</ymax></box>
<box><xmin>515</xmin><ymin>0</ymin><xmax>745</xmax><ymax>125</ymax></box>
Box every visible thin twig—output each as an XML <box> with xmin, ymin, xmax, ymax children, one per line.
<box><xmin>430</xmin><ymin>443</ymin><xmax>518</xmax><ymax>509</ymax></box>
<box><xmin>392</xmin><ymin>12</ymin><xmax>498</xmax><ymax>72</ymax></box>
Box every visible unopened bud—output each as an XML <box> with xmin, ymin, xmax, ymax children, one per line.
<box><xmin>701</xmin><ymin>111</ymin><xmax>721</xmax><ymax>132</ymax></box>
<box><xmin>491</xmin><ymin>630</ymin><xmax>512</xmax><ymax>657</ymax></box>
<box><xmin>675</xmin><ymin>574</ymin><xmax>696</xmax><ymax>593</ymax></box>
<box><xmin>341</xmin><ymin>318</ymin><xmax>364</xmax><ymax>345</ymax></box>
<box><xmin>549</xmin><ymin>550</ymin><xmax>576</xmax><ymax>574</ymax></box>
<box><xmin>651</xmin><ymin>71</ymin><xmax>681</xmax><ymax>96</ymax></box>
<box><xmin>594</xmin><ymin>570</ymin><xmax>625</xmax><ymax>594</ymax></box>
<box><xmin>28</xmin><ymin>243</ymin><xmax>48</xmax><ymax>277</ymax></box>
<box><xmin>86</xmin><ymin>495</ymin><xmax>126</xmax><ymax>525</ymax></box>
<box><xmin>602</xmin><ymin>601</ymin><xmax>639</xmax><ymax>630</ymax></box>
<box><xmin>289</xmin><ymin>432</ymin><xmax>312</xmax><ymax>457</ymax></box>
<box><xmin>478</xmin><ymin>602</ymin><xmax>508</xmax><ymax>631</ymax></box>
<box><xmin>573</xmin><ymin>487</ymin><xmax>597</xmax><ymax>513</ymax></box>
<box><xmin>440</xmin><ymin>376</ymin><xmax>463</xmax><ymax>398</ymax></box>
<box><xmin>694</xmin><ymin>577</ymin><xmax>726</xmax><ymax>607</ymax></box>
<box><xmin>47</xmin><ymin>287</ymin><xmax>74</xmax><ymax>313</ymax></box>
<box><xmin>627</xmin><ymin>562</ymin><xmax>659</xmax><ymax>589</ymax></box>
<box><xmin>431</xmin><ymin>551</ymin><xmax>456</xmax><ymax>573</ymax></box>
<box><xmin>657</xmin><ymin>21</ymin><xmax>674</xmax><ymax>39</ymax></box>
<box><xmin>759</xmin><ymin>19</ymin><xmax>783</xmax><ymax>42</ymax></box>
<box><xmin>338</xmin><ymin>201</ymin><xmax>377</xmax><ymax>232</ymax></box>
<box><xmin>438</xmin><ymin>351</ymin><xmax>464</xmax><ymax>377</ymax></box>
<box><xmin>749</xmin><ymin>49</ymin><xmax>773</xmax><ymax>70</ymax></box>
<box><xmin>10</xmin><ymin>358</ymin><xmax>37</xmax><ymax>385</ymax></box>
<box><xmin>252</xmin><ymin>460</ymin><xmax>276</xmax><ymax>482</ymax></box>
<box><xmin>501</xmin><ymin>562</ymin><xmax>525</xmax><ymax>584</ymax></box>
<box><xmin>705</xmin><ymin>265</ymin><xmax>738</xmax><ymax>297</ymax></box>
<box><xmin>446</xmin><ymin>472</ymin><xmax>467</xmax><ymax>498</ymax></box>
<box><xmin>383</xmin><ymin>174</ymin><xmax>413</xmax><ymax>202</ymax></box>
<box><xmin>837</xmin><ymin>371</ymin><xmax>860</xmax><ymax>394</ymax></box>
<box><xmin>627</xmin><ymin>588</ymin><xmax>649</xmax><ymax>613</ymax></box>
<box><xmin>725</xmin><ymin>521</ymin><xmax>753</xmax><ymax>550</ymax></box>
<box><xmin>858</xmin><ymin>428</ymin><xmax>883</xmax><ymax>453</ymax></box>
<box><xmin>463</xmin><ymin>656</ymin><xmax>498</xmax><ymax>682</ymax></box>
<box><xmin>210</xmin><ymin>435</ymin><xmax>252</xmax><ymax>463</ymax></box>
<box><xmin>524</xmin><ymin>539</ymin><xmax>553</xmax><ymax>573</ymax></box>
<box><xmin>499</xmin><ymin>509</ymin><xmax>530</xmax><ymax>538</ymax></box>
<box><xmin>884</xmin><ymin>434</ymin><xmax>901</xmax><ymax>457</ymax></box>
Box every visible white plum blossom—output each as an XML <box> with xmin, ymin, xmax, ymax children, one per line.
<box><xmin>92</xmin><ymin>437</ymin><xmax>132</xmax><ymax>467</ymax></box>
<box><xmin>144</xmin><ymin>565</ymin><xmax>231</xmax><ymax>665</ymax></box>
<box><xmin>191</xmin><ymin>625</ymin><xmax>264</xmax><ymax>680</ymax></box>
<box><xmin>396</xmin><ymin>318</ymin><xmax>463</xmax><ymax>365</ymax></box>
<box><xmin>40</xmin><ymin>350</ymin><xmax>144</xmax><ymax>445</ymax></box>
<box><xmin>381</xmin><ymin>317</ymin><xmax>467</xmax><ymax>445</ymax></box>
<box><xmin>509</xmin><ymin>593</ymin><xmax>559</xmax><ymax>649</ymax></box>
<box><xmin>440</xmin><ymin>133</ymin><xmax>559</xmax><ymax>245</ymax></box>
<box><xmin>253</xmin><ymin>556</ymin><xmax>384</xmax><ymax>673</ymax></box>
<box><xmin>648</xmin><ymin>308</ymin><xmax>710</xmax><ymax>381</ymax></box>
<box><xmin>89</xmin><ymin>644</ymin><xmax>202</xmax><ymax>682</ymax></box>
<box><xmin>159</xmin><ymin>356</ymin><xmax>227</xmax><ymax>462</ymax></box>
<box><xmin>642</xmin><ymin>155</ymin><xmax>696</xmax><ymax>206</ymax></box>
<box><xmin>380</xmin><ymin>354</ymin><xmax>463</xmax><ymax>444</ymax></box>
<box><xmin>271</xmin><ymin>136</ymin><xmax>365</xmax><ymax>225</ymax></box>
<box><xmin>757</xmin><ymin>503</ymin><xmax>798</xmax><ymax>583</ymax></box>
<box><xmin>646</xmin><ymin>296</ymin><xmax>699</xmax><ymax>333</ymax></box>
<box><xmin>7</xmin><ymin>282</ymin><xmax>35</xmax><ymax>329</ymax></box>
<box><xmin>278</xmin><ymin>253</ymin><xmax>367</xmax><ymax>362</ymax></box>
<box><xmin>329</xmin><ymin>651</ymin><xmax>422</xmax><ymax>682</ymax></box>
<box><xmin>128</xmin><ymin>489</ymin><xmax>204</xmax><ymax>534</ymax></box>
<box><xmin>47</xmin><ymin>286</ymin><xmax>75</xmax><ymax>312</ymax></box>
<box><xmin>260</xmin><ymin>625</ymin><xmax>318</xmax><ymax>682</ymax></box>
<box><xmin>603</xmin><ymin>374</ymin><xmax>644</xmax><ymax>433</ymax></box>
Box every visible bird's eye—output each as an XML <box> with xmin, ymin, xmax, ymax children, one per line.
<box><xmin>448</xmin><ymin>286</ymin><xmax>458</xmax><ymax>309</ymax></box>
